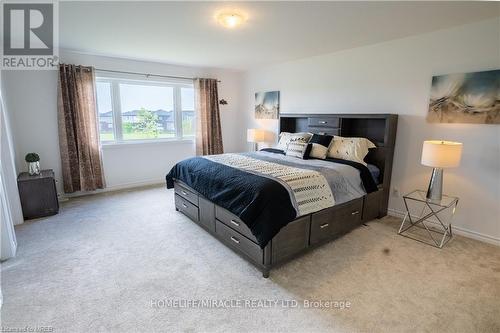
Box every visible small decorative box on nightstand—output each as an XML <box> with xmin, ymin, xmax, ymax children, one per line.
<box><xmin>17</xmin><ymin>169</ymin><xmax>59</xmax><ymax>220</ymax></box>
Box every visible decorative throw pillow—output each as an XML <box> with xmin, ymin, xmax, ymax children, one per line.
<box><xmin>327</xmin><ymin>136</ymin><xmax>376</xmax><ymax>165</ymax></box>
<box><xmin>276</xmin><ymin>132</ymin><xmax>293</xmax><ymax>151</ymax></box>
<box><xmin>308</xmin><ymin>134</ymin><xmax>333</xmax><ymax>159</ymax></box>
<box><xmin>276</xmin><ymin>132</ymin><xmax>312</xmax><ymax>152</ymax></box>
<box><xmin>286</xmin><ymin>142</ymin><xmax>311</xmax><ymax>159</ymax></box>
<box><xmin>288</xmin><ymin>132</ymin><xmax>312</xmax><ymax>144</ymax></box>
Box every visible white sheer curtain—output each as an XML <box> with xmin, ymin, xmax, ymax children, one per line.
<box><xmin>0</xmin><ymin>86</ymin><xmax>21</xmax><ymax>260</ymax></box>
<box><xmin>1</xmin><ymin>173</ymin><xmax>18</xmax><ymax>260</ymax></box>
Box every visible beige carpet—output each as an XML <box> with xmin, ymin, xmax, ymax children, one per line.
<box><xmin>1</xmin><ymin>186</ymin><xmax>499</xmax><ymax>333</ymax></box>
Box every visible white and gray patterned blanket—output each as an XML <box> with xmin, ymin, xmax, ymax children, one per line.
<box><xmin>204</xmin><ymin>153</ymin><xmax>335</xmax><ymax>217</ymax></box>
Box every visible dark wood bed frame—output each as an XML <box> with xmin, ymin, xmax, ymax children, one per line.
<box><xmin>173</xmin><ymin>114</ymin><xmax>398</xmax><ymax>277</ymax></box>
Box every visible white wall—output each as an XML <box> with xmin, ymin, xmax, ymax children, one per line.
<box><xmin>243</xmin><ymin>18</ymin><xmax>500</xmax><ymax>244</ymax></box>
<box><xmin>2</xmin><ymin>50</ymin><xmax>245</xmax><ymax>195</ymax></box>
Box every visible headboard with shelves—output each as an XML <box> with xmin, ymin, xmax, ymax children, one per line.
<box><xmin>279</xmin><ymin>113</ymin><xmax>398</xmax><ymax>215</ymax></box>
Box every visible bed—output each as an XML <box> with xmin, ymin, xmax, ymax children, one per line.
<box><xmin>166</xmin><ymin>113</ymin><xmax>398</xmax><ymax>277</ymax></box>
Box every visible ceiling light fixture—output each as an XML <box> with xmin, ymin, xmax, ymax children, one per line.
<box><xmin>216</xmin><ymin>11</ymin><xmax>246</xmax><ymax>29</ymax></box>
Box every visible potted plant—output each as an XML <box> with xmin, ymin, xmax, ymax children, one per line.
<box><xmin>25</xmin><ymin>153</ymin><xmax>40</xmax><ymax>176</ymax></box>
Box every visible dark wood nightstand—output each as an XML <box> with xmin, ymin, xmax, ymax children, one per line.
<box><xmin>17</xmin><ymin>169</ymin><xmax>59</xmax><ymax>220</ymax></box>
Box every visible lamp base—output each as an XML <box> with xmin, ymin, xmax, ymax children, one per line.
<box><xmin>249</xmin><ymin>142</ymin><xmax>258</xmax><ymax>152</ymax></box>
<box><xmin>426</xmin><ymin>168</ymin><xmax>443</xmax><ymax>201</ymax></box>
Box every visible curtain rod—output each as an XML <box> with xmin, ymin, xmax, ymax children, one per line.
<box><xmin>94</xmin><ymin>68</ymin><xmax>221</xmax><ymax>82</ymax></box>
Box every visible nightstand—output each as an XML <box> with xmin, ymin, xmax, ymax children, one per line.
<box><xmin>17</xmin><ymin>169</ymin><xmax>59</xmax><ymax>220</ymax></box>
<box><xmin>398</xmin><ymin>190</ymin><xmax>459</xmax><ymax>248</ymax></box>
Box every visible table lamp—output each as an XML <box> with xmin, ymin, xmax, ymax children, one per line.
<box><xmin>247</xmin><ymin>129</ymin><xmax>270</xmax><ymax>151</ymax></box>
<box><xmin>421</xmin><ymin>140</ymin><xmax>463</xmax><ymax>201</ymax></box>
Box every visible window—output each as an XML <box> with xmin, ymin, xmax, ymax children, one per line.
<box><xmin>96</xmin><ymin>82</ymin><xmax>114</xmax><ymax>141</ymax></box>
<box><xmin>95</xmin><ymin>74</ymin><xmax>195</xmax><ymax>143</ymax></box>
<box><xmin>181</xmin><ymin>87</ymin><xmax>195</xmax><ymax>137</ymax></box>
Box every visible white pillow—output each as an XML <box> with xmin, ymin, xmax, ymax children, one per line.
<box><xmin>309</xmin><ymin>143</ymin><xmax>329</xmax><ymax>159</ymax></box>
<box><xmin>307</xmin><ymin>134</ymin><xmax>334</xmax><ymax>159</ymax></box>
<box><xmin>289</xmin><ymin>132</ymin><xmax>312</xmax><ymax>144</ymax></box>
<box><xmin>276</xmin><ymin>132</ymin><xmax>312</xmax><ymax>152</ymax></box>
<box><xmin>327</xmin><ymin>136</ymin><xmax>376</xmax><ymax>166</ymax></box>
<box><xmin>276</xmin><ymin>132</ymin><xmax>293</xmax><ymax>151</ymax></box>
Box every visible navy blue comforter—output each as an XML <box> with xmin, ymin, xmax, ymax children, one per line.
<box><xmin>166</xmin><ymin>157</ymin><xmax>296</xmax><ymax>248</ymax></box>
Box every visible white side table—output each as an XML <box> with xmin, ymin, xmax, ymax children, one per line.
<box><xmin>398</xmin><ymin>190</ymin><xmax>459</xmax><ymax>248</ymax></box>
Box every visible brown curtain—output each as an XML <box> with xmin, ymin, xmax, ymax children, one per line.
<box><xmin>57</xmin><ymin>64</ymin><xmax>105</xmax><ymax>193</ymax></box>
<box><xmin>195</xmin><ymin>78</ymin><xmax>224</xmax><ymax>155</ymax></box>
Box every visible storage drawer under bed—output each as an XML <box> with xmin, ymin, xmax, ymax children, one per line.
<box><xmin>215</xmin><ymin>206</ymin><xmax>258</xmax><ymax>243</ymax></box>
<box><xmin>174</xmin><ymin>182</ymin><xmax>199</xmax><ymax>206</ymax></box>
<box><xmin>175</xmin><ymin>194</ymin><xmax>199</xmax><ymax>222</ymax></box>
<box><xmin>310</xmin><ymin>198</ymin><xmax>363</xmax><ymax>245</ymax></box>
<box><xmin>215</xmin><ymin>220</ymin><xmax>263</xmax><ymax>264</ymax></box>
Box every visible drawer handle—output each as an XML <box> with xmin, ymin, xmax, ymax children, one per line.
<box><xmin>230</xmin><ymin>236</ymin><xmax>240</xmax><ymax>244</ymax></box>
<box><xmin>230</xmin><ymin>219</ymin><xmax>240</xmax><ymax>227</ymax></box>
<box><xmin>319</xmin><ymin>121</ymin><xmax>327</xmax><ymax>124</ymax></box>
<box><xmin>181</xmin><ymin>190</ymin><xmax>188</xmax><ymax>196</ymax></box>
<box><xmin>351</xmin><ymin>210</ymin><xmax>360</xmax><ymax>215</ymax></box>
<box><xmin>182</xmin><ymin>203</ymin><xmax>187</xmax><ymax>208</ymax></box>
<box><xmin>320</xmin><ymin>223</ymin><xmax>329</xmax><ymax>229</ymax></box>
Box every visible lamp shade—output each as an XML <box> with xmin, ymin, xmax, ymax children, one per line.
<box><xmin>247</xmin><ymin>129</ymin><xmax>270</xmax><ymax>143</ymax></box>
<box><xmin>421</xmin><ymin>140</ymin><xmax>463</xmax><ymax>168</ymax></box>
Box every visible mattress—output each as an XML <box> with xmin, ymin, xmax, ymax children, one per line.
<box><xmin>366</xmin><ymin>163</ymin><xmax>380</xmax><ymax>184</ymax></box>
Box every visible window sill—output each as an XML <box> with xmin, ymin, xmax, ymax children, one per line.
<box><xmin>100</xmin><ymin>138</ymin><xmax>194</xmax><ymax>149</ymax></box>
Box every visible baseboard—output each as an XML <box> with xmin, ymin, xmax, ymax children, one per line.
<box><xmin>59</xmin><ymin>179</ymin><xmax>165</xmax><ymax>200</ymax></box>
<box><xmin>387</xmin><ymin>208</ymin><xmax>500</xmax><ymax>247</ymax></box>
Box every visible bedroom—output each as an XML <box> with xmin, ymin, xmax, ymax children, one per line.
<box><xmin>1</xmin><ymin>1</ymin><xmax>499</xmax><ymax>332</ymax></box>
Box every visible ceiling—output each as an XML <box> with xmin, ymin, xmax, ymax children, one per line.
<box><xmin>59</xmin><ymin>1</ymin><xmax>500</xmax><ymax>70</ymax></box>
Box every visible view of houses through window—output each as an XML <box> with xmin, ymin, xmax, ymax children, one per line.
<box><xmin>95</xmin><ymin>76</ymin><xmax>195</xmax><ymax>143</ymax></box>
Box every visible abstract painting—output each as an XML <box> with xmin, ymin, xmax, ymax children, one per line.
<box><xmin>427</xmin><ymin>69</ymin><xmax>500</xmax><ymax>124</ymax></box>
<box><xmin>255</xmin><ymin>91</ymin><xmax>280</xmax><ymax>119</ymax></box>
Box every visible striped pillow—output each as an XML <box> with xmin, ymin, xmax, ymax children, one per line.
<box><xmin>286</xmin><ymin>142</ymin><xmax>311</xmax><ymax>159</ymax></box>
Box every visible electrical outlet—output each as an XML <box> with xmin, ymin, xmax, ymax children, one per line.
<box><xmin>392</xmin><ymin>187</ymin><xmax>400</xmax><ymax>197</ymax></box>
